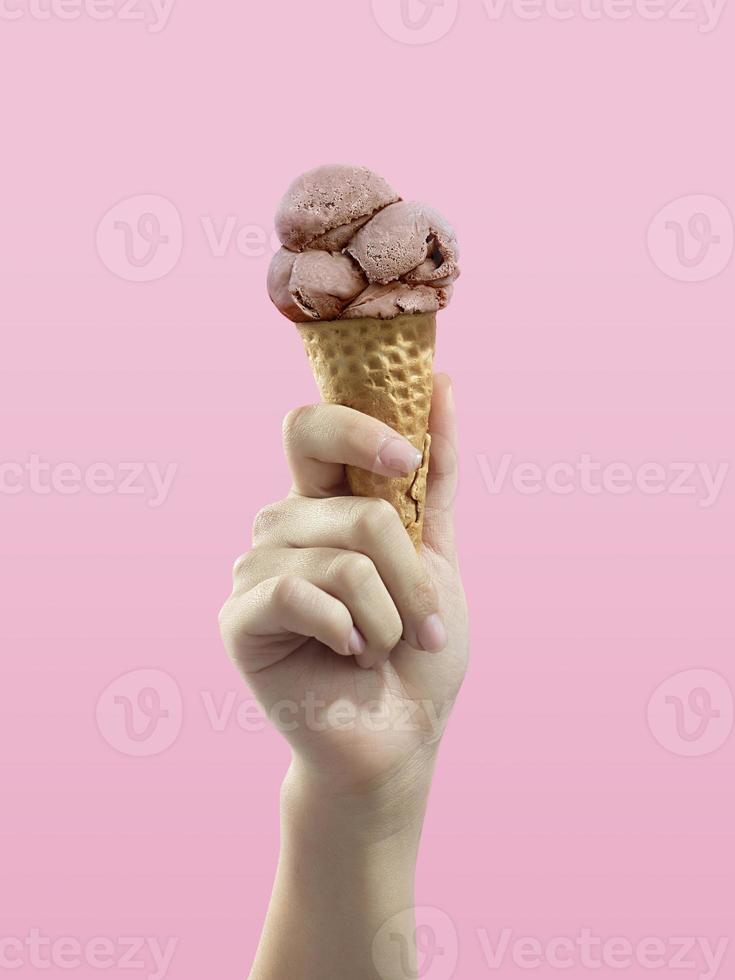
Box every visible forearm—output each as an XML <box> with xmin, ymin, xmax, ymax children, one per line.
<box><xmin>249</xmin><ymin>759</ymin><xmax>434</xmax><ymax>980</ymax></box>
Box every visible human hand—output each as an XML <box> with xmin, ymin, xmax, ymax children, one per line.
<box><xmin>219</xmin><ymin>374</ymin><xmax>468</xmax><ymax>810</ymax></box>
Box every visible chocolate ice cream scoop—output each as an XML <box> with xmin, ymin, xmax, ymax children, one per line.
<box><xmin>346</xmin><ymin>202</ymin><xmax>459</xmax><ymax>286</ymax></box>
<box><xmin>268</xmin><ymin>165</ymin><xmax>459</xmax><ymax>323</ymax></box>
<box><xmin>275</xmin><ymin>164</ymin><xmax>399</xmax><ymax>252</ymax></box>
<box><xmin>268</xmin><ymin>248</ymin><xmax>367</xmax><ymax>323</ymax></box>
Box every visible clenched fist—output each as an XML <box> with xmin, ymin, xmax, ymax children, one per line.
<box><xmin>219</xmin><ymin>374</ymin><xmax>468</xmax><ymax>800</ymax></box>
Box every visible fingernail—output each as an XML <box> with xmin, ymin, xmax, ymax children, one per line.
<box><xmin>349</xmin><ymin>627</ymin><xmax>366</xmax><ymax>657</ymax></box>
<box><xmin>417</xmin><ymin>614</ymin><xmax>448</xmax><ymax>653</ymax></box>
<box><xmin>378</xmin><ymin>437</ymin><xmax>422</xmax><ymax>476</ymax></box>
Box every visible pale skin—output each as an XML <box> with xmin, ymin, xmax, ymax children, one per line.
<box><xmin>219</xmin><ymin>374</ymin><xmax>469</xmax><ymax>979</ymax></box>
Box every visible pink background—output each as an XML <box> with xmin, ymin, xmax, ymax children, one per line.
<box><xmin>1</xmin><ymin>1</ymin><xmax>733</xmax><ymax>977</ymax></box>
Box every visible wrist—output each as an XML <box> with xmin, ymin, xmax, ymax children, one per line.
<box><xmin>282</xmin><ymin>745</ymin><xmax>438</xmax><ymax>848</ymax></box>
<box><xmin>250</xmin><ymin>758</ymin><xmax>432</xmax><ymax>979</ymax></box>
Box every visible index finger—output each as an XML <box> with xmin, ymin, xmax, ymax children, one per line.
<box><xmin>282</xmin><ymin>403</ymin><xmax>423</xmax><ymax>498</ymax></box>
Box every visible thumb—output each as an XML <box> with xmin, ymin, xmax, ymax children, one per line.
<box><xmin>423</xmin><ymin>373</ymin><xmax>459</xmax><ymax>561</ymax></box>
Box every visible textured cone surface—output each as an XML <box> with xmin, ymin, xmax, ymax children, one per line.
<box><xmin>297</xmin><ymin>313</ymin><xmax>436</xmax><ymax>547</ymax></box>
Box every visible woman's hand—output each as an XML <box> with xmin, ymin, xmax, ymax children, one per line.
<box><xmin>219</xmin><ymin>374</ymin><xmax>468</xmax><ymax>979</ymax></box>
<box><xmin>219</xmin><ymin>374</ymin><xmax>468</xmax><ymax>804</ymax></box>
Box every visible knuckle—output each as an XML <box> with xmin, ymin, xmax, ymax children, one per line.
<box><xmin>407</xmin><ymin>574</ymin><xmax>437</xmax><ymax>614</ymax></box>
<box><xmin>281</xmin><ymin>405</ymin><xmax>313</xmax><ymax>449</ymax></box>
<box><xmin>217</xmin><ymin>598</ymin><xmax>231</xmax><ymax>635</ymax></box>
<box><xmin>251</xmin><ymin>502</ymin><xmax>283</xmax><ymax>543</ymax></box>
<box><xmin>270</xmin><ymin>574</ymin><xmax>303</xmax><ymax>611</ymax></box>
<box><xmin>232</xmin><ymin>551</ymin><xmax>252</xmax><ymax>583</ymax></box>
<box><xmin>328</xmin><ymin>552</ymin><xmax>376</xmax><ymax>592</ymax></box>
<box><xmin>231</xmin><ymin>550</ymin><xmax>257</xmax><ymax>583</ymax></box>
<box><xmin>352</xmin><ymin>497</ymin><xmax>400</xmax><ymax>541</ymax></box>
<box><xmin>343</xmin><ymin>412</ymin><xmax>375</xmax><ymax>450</ymax></box>
<box><xmin>218</xmin><ymin>598</ymin><xmax>244</xmax><ymax>658</ymax></box>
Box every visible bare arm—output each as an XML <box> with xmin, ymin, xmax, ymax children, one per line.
<box><xmin>219</xmin><ymin>375</ymin><xmax>468</xmax><ymax>979</ymax></box>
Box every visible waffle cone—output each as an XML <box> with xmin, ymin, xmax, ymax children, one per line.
<box><xmin>297</xmin><ymin>312</ymin><xmax>436</xmax><ymax>548</ymax></box>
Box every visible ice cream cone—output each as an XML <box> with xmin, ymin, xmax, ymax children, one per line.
<box><xmin>297</xmin><ymin>312</ymin><xmax>436</xmax><ymax>548</ymax></box>
<box><xmin>270</xmin><ymin>166</ymin><xmax>458</xmax><ymax>548</ymax></box>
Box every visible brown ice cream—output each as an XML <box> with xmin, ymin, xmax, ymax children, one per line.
<box><xmin>275</xmin><ymin>164</ymin><xmax>399</xmax><ymax>252</ymax></box>
<box><xmin>267</xmin><ymin>248</ymin><xmax>366</xmax><ymax>323</ymax></box>
<box><xmin>268</xmin><ymin>165</ymin><xmax>459</xmax><ymax>322</ymax></box>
